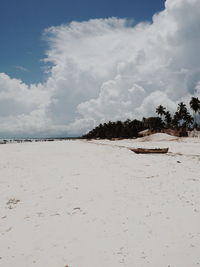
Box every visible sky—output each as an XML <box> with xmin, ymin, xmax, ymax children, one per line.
<box><xmin>0</xmin><ymin>0</ymin><xmax>200</xmax><ymax>138</ymax></box>
<box><xmin>0</xmin><ymin>0</ymin><xmax>165</xmax><ymax>84</ymax></box>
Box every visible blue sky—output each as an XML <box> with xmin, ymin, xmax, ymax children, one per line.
<box><xmin>0</xmin><ymin>0</ymin><xmax>165</xmax><ymax>84</ymax></box>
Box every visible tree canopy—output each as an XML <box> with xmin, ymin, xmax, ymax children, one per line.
<box><xmin>82</xmin><ymin>97</ymin><xmax>199</xmax><ymax>139</ymax></box>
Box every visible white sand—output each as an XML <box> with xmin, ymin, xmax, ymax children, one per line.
<box><xmin>0</xmin><ymin>136</ymin><xmax>200</xmax><ymax>267</ymax></box>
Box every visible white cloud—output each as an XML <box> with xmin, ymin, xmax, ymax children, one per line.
<box><xmin>14</xmin><ymin>65</ymin><xmax>29</xmax><ymax>72</ymax></box>
<box><xmin>0</xmin><ymin>0</ymin><xmax>200</xmax><ymax>137</ymax></box>
<box><xmin>0</xmin><ymin>73</ymin><xmax>51</xmax><ymax>137</ymax></box>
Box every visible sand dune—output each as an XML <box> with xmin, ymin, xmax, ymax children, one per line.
<box><xmin>0</xmin><ymin>136</ymin><xmax>200</xmax><ymax>267</ymax></box>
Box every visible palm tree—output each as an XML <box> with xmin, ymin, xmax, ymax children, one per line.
<box><xmin>164</xmin><ymin>111</ymin><xmax>172</xmax><ymax>128</ymax></box>
<box><xmin>172</xmin><ymin>111</ymin><xmax>181</xmax><ymax>128</ymax></box>
<box><xmin>156</xmin><ymin>105</ymin><xmax>166</xmax><ymax>118</ymax></box>
<box><xmin>189</xmin><ymin>97</ymin><xmax>200</xmax><ymax>127</ymax></box>
<box><xmin>174</xmin><ymin>102</ymin><xmax>193</xmax><ymax>129</ymax></box>
<box><xmin>172</xmin><ymin>102</ymin><xmax>188</xmax><ymax>128</ymax></box>
<box><xmin>177</xmin><ymin>102</ymin><xmax>187</xmax><ymax>117</ymax></box>
<box><xmin>183</xmin><ymin>112</ymin><xmax>194</xmax><ymax>128</ymax></box>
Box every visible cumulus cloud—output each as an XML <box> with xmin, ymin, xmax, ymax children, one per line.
<box><xmin>0</xmin><ymin>0</ymin><xmax>200</xmax><ymax>137</ymax></box>
<box><xmin>0</xmin><ymin>73</ymin><xmax>51</xmax><ymax>137</ymax></box>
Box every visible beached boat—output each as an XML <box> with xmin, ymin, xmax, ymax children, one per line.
<box><xmin>129</xmin><ymin>147</ymin><xmax>169</xmax><ymax>154</ymax></box>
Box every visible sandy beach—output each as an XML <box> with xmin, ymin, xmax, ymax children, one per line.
<box><xmin>0</xmin><ymin>135</ymin><xmax>200</xmax><ymax>267</ymax></box>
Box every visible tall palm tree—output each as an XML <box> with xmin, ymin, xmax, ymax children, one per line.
<box><xmin>172</xmin><ymin>111</ymin><xmax>181</xmax><ymax>128</ymax></box>
<box><xmin>189</xmin><ymin>97</ymin><xmax>200</xmax><ymax>127</ymax></box>
<box><xmin>156</xmin><ymin>105</ymin><xmax>166</xmax><ymax>118</ymax></box>
<box><xmin>164</xmin><ymin>111</ymin><xmax>172</xmax><ymax>128</ymax></box>
<box><xmin>177</xmin><ymin>102</ymin><xmax>187</xmax><ymax>117</ymax></box>
<box><xmin>183</xmin><ymin>112</ymin><xmax>194</xmax><ymax>128</ymax></box>
<box><xmin>172</xmin><ymin>102</ymin><xmax>188</xmax><ymax>128</ymax></box>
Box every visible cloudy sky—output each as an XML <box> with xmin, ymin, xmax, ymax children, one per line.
<box><xmin>0</xmin><ymin>0</ymin><xmax>200</xmax><ymax>137</ymax></box>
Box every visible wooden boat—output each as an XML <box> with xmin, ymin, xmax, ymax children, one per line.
<box><xmin>129</xmin><ymin>147</ymin><xmax>169</xmax><ymax>154</ymax></box>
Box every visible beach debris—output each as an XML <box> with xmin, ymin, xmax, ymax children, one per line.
<box><xmin>67</xmin><ymin>207</ymin><xmax>86</xmax><ymax>216</ymax></box>
<box><xmin>73</xmin><ymin>207</ymin><xmax>81</xmax><ymax>211</ymax></box>
<box><xmin>6</xmin><ymin>198</ymin><xmax>20</xmax><ymax>209</ymax></box>
<box><xmin>72</xmin><ymin>207</ymin><xmax>82</xmax><ymax>214</ymax></box>
<box><xmin>7</xmin><ymin>198</ymin><xmax>20</xmax><ymax>205</ymax></box>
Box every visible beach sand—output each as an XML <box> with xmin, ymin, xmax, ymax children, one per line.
<box><xmin>0</xmin><ymin>135</ymin><xmax>200</xmax><ymax>267</ymax></box>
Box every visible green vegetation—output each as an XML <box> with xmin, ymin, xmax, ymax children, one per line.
<box><xmin>190</xmin><ymin>97</ymin><xmax>200</xmax><ymax>127</ymax></box>
<box><xmin>82</xmin><ymin>97</ymin><xmax>200</xmax><ymax>139</ymax></box>
<box><xmin>82</xmin><ymin>119</ymin><xmax>145</xmax><ymax>139</ymax></box>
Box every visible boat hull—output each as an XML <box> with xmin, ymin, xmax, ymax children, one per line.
<box><xmin>129</xmin><ymin>148</ymin><xmax>169</xmax><ymax>154</ymax></box>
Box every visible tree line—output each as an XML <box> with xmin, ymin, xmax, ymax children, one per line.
<box><xmin>82</xmin><ymin>97</ymin><xmax>200</xmax><ymax>139</ymax></box>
